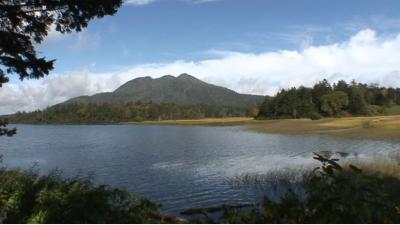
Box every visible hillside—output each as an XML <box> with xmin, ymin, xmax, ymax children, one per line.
<box><xmin>66</xmin><ymin>73</ymin><xmax>264</xmax><ymax>109</ymax></box>
<box><xmin>6</xmin><ymin>74</ymin><xmax>266</xmax><ymax>123</ymax></box>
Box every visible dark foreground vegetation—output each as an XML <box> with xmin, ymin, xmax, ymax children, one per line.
<box><xmin>0</xmin><ymin>163</ymin><xmax>172</xmax><ymax>223</ymax></box>
<box><xmin>6</xmin><ymin>102</ymin><xmax>255</xmax><ymax>124</ymax></box>
<box><xmin>1</xmin><ymin>153</ymin><xmax>400</xmax><ymax>224</ymax></box>
<box><xmin>222</xmin><ymin>153</ymin><xmax>400</xmax><ymax>223</ymax></box>
<box><xmin>258</xmin><ymin>79</ymin><xmax>400</xmax><ymax>119</ymax></box>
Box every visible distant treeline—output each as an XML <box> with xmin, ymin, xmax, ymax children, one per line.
<box><xmin>258</xmin><ymin>79</ymin><xmax>400</xmax><ymax>119</ymax></box>
<box><xmin>8</xmin><ymin>102</ymin><xmax>255</xmax><ymax>124</ymax></box>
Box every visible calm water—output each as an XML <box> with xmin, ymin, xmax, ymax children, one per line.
<box><xmin>0</xmin><ymin>124</ymin><xmax>399</xmax><ymax>214</ymax></box>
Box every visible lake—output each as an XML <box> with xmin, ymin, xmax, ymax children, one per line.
<box><xmin>0</xmin><ymin>124</ymin><xmax>399</xmax><ymax>215</ymax></box>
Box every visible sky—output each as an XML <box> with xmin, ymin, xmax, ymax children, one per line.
<box><xmin>2</xmin><ymin>0</ymin><xmax>400</xmax><ymax>114</ymax></box>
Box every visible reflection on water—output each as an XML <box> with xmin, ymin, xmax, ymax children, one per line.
<box><xmin>0</xmin><ymin>124</ymin><xmax>399</xmax><ymax>214</ymax></box>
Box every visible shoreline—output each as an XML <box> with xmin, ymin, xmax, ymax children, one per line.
<box><xmin>124</xmin><ymin>117</ymin><xmax>255</xmax><ymax>126</ymax></box>
<box><xmin>129</xmin><ymin>115</ymin><xmax>400</xmax><ymax>141</ymax></box>
<box><xmin>9</xmin><ymin>115</ymin><xmax>400</xmax><ymax>141</ymax></box>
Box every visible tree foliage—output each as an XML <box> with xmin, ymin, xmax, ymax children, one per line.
<box><xmin>312</xmin><ymin>79</ymin><xmax>332</xmax><ymax>110</ymax></box>
<box><xmin>320</xmin><ymin>91</ymin><xmax>348</xmax><ymax>117</ymax></box>
<box><xmin>0</xmin><ymin>0</ymin><xmax>123</xmax><ymax>135</ymax></box>
<box><xmin>258</xmin><ymin>79</ymin><xmax>400</xmax><ymax>119</ymax></box>
<box><xmin>258</xmin><ymin>87</ymin><xmax>316</xmax><ymax>119</ymax></box>
<box><xmin>348</xmin><ymin>87</ymin><xmax>368</xmax><ymax>115</ymax></box>
<box><xmin>0</xmin><ymin>167</ymin><xmax>166</xmax><ymax>223</ymax></box>
<box><xmin>0</xmin><ymin>119</ymin><xmax>16</xmax><ymax>137</ymax></box>
<box><xmin>0</xmin><ymin>0</ymin><xmax>122</xmax><ymax>86</ymax></box>
<box><xmin>6</xmin><ymin>102</ymin><xmax>253</xmax><ymax>124</ymax></box>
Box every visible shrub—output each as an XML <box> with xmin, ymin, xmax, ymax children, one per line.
<box><xmin>366</xmin><ymin>105</ymin><xmax>384</xmax><ymax>116</ymax></box>
<box><xmin>222</xmin><ymin>153</ymin><xmax>400</xmax><ymax>223</ymax></box>
<box><xmin>309</xmin><ymin>112</ymin><xmax>322</xmax><ymax>120</ymax></box>
<box><xmin>384</xmin><ymin>105</ymin><xmax>400</xmax><ymax>115</ymax></box>
<box><xmin>0</xmin><ymin>168</ymin><xmax>164</xmax><ymax>223</ymax></box>
<box><xmin>339</xmin><ymin>111</ymin><xmax>352</xmax><ymax>117</ymax></box>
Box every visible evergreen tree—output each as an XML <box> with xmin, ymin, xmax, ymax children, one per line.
<box><xmin>258</xmin><ymin>79</ymin><xmax>400</xmax><ymax>120</ymax></box>
<box><xmin>296</xmin><ymin>86</ymin><xmax>317</xmax><ymax>117</ymax></box>
<box><xmin>333</xmin><ymin>80</ymin><xmax>349</xmax><ymax>93</ymax></box>
<box><xmin>348</xmin><ymin>87</ymin><xmax>368</xmax><ymax>115</ymax></box>
<box><xmin>320</xmin><ymin>91</ymin><xmax>348</xmax><ymax>117</ymax></box>
<box><xmin>0</xmin><ymin>0</ymin><xmax>122</xmax><ymax>86</ymax></box>
<box><xmin>312</xmin><ymin>79</ymin><xmax>333</xmax><ymax>110</ymax></box>
<box><xmin>1</xmin><ymin>0</ymin><xmax>123</xmax><ymax>135</ymax></box>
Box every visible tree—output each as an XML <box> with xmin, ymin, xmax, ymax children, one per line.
<box><xmin>312</xmin><ymin>79</ymin><xmax>332</xmax><ymax>110</ymax></box>
<box><xmin>295</xmin><ymin>86</ymin><xmax>317</xmax><ymax>117</ymax></box>
<box><xmin>386</xmin><ymin>88</ymin><xmax>398</xmax><ymax>105</ymax></box>
<box><xmin>348</xmin><ymin>87</ymin><xmax>368</xmax><ymax>115</ymax></box>
<box><xmin>0</xmin><ymin>0</ymin><xmax>122</xmax><ymax>87</ymax></box>
<box><xmin>257</xmin><ymin>87</ymin><xmax>317</xmax><ymax>119</ymax></box>
<box><xmin>0</xmin><ymin>119</ymin><xmax>16</xmax><ymax>136</ymax></box>
<box><xmin>333</xmin><ymin>80</ymin><xmax>349</xmax><ymax>93</ymax></box>
<box><xmin>1</xmin><ymin>0</ymin><xmax>123</xmax><ymax>135</ymax></box>
<box><xmin>320</xmin><ymin>91</ymin><xmax>348</xmax><ymax>117</ymax></box>
<box><xmin>258</xmin><ymin>97</ymin><xmax>277</xmax><ymax>119</ymax></box>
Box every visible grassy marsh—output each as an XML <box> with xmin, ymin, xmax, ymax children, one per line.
<box><xmin>126</xmin><ymin>115</ymin><xmax>400</xmax><ymax>141</ymax></box>
<box><xmin>247</xmin><ymin>115</ymin><xmax>400</xmax><ymax>141</ymax></box>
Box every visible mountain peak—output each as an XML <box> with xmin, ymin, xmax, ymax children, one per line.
<box><xmin>132</xmin><ymin>76</ymin><xmax>152</xmax><ymax>81</ymax></box>
<box><xmin>157</xmin><ymin>74</ymin><xmax>197</xmax><ymax>81</ymax></box>
<box><xmin>67</xmin><ymin>74</ymin><xmax>265</xmax><ymax>108</ymax></box>
<box><xmin>177</xmin><ymin>73</ymin><xmax>196</xmax><ymax>80</ymax></box>
<box><xmin>159</xmin><ymin>75</ymin><xmax>175</xmax><ymax>79</ymax></box>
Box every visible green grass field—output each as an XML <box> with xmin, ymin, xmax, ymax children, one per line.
<box><xmin>385</xmin><ymin>105</ymin><xmax>400</xmax><ymax>115</ymax></box>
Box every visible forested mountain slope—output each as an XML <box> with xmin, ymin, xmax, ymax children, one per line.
<box><xmin>66</xmin><ymin>73</ymin><xmax>264</xmax><ymax>109</ymax></box>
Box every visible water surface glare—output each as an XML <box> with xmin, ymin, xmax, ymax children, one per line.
<box><xmin>0</xmin><ymin>124</ymin><xmax>399</xmax><ymax>214</ymax></box>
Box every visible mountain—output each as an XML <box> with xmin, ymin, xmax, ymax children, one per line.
<box><xmin>65</xmin><ymin>73</ymin><xmax>264</xmax><ymax>109</ymax></box>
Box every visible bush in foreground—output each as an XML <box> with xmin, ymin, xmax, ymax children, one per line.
<box><xmin>222</xmin><ymin>153</ymin><xmax>400</xmax><ymax>223</ymax></box>
<box><xmin>0</xmin><ymin>167</ymin><xmax>163</xmax><ymax>223</ymax></box>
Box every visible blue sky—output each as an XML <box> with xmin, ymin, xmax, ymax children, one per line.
<box><xmin>38</xmin><ymin>0</ymin><xmax>400</xmax><ymax>73</ymax></box>
<box><xmin>2</xmin><ymin>0</ymin><xmax>400</xmax><ymax>114</ymax></box>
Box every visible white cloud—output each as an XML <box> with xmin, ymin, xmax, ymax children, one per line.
<box><xmin>124</xmin><ymin>0</ymin><xmax>157</xmax><ymax>5</ymax></box>
<box><xmin>124</xmin><ymin>0</ymin><xmax>221</xmax><ymax>6</ymax></box>
<box><xmin>2</xmin><ymin>28</ymin><xmax>400</xmax><ymax>115</ymax></box>
<box><xmin>39</xmin><ymin>26</ymin><xmax>100</xmax><ymax>52</ymax></box>
<box><xmin>0</xmin><ymin>71</ymin><xmax>121</xmax><ymax>115</ymax></box>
